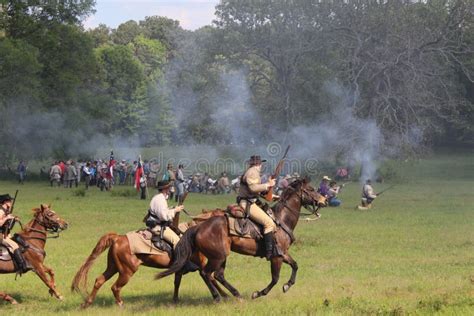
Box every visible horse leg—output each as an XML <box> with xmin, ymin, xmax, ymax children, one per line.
<box><xmin>251</xmin><ymin>257</ymin><xmax>283</xmax><ymax>299</ymax></box>
<box><xmin>0</xmin><ymin>291</ymin><xmax>18</xmax><ymax>305</ymax></box>
<box><xmin>82</xmin><ymin>265</ymin><xmax>118</xmax><ymax>309</ymax></box>
<box><xmin>43</xmin><ymin>265</ymin><xmax>57</xmax><ymax>290</ymax></box>
<box><xmin>173</xmin><ymin>272</ymin><xmax>182</xmax><ymax>303</ymax></box>
<box><xmin>281</xmin><ymin>253</ymin><xmax>298</xmax><ymax>293</ymax></box>
<box><xmin>213</xmin><ymin>260</ymin><xmax>241</xmax><ymax>299</ymax></box>
<box><xmin>111</xmin><ymin>269</ymin><xmax>135</xmax><ymax>307</ymax></box>
<box><xmin>33</xmin><ymin>264</ymin><xmax>63</xmax><ymax>300</ymax></box>
<box><xmin>210</xmin><ymin>276</ymin><xmax>229</xmax><ymax>298</ymax></box>
<box><xmin>199</xmin><ymin>259</ymin><xmax>225</xmax><ymax>302</ymax></box>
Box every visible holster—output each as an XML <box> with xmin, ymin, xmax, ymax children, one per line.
<box><xmin>236</xmin><ymin>196</ymin><xmax>256</xmax><ymax>219</ymax></box>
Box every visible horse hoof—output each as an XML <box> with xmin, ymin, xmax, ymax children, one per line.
<box><xmin>213</xmin><ymin>296</ymin><xmax>221</xmax><ymax>303</ymax></box>
<box><xmin>57</xmin><ymin>295</ymin><xmax>64</xmax><ymax>301</ymax></box>
<box><xmin>283</xmin><ymin>284</ymin><xmax>290</xmax><ymax>293</ymax></box>
<box><xmin>116</xmin><ymin>301</ymin><xmax>124</xmax><ymax>308</ymax></box>
<box><xmin>251</xmin><ymin>291</ymin><xmax>260</xmax><ymax>299</ymax></box>
<box><xmin>11</xmin><ymin>299</ymin><xmax>18</xmax><ymax>305</ymax></box>
<box><xmin>236</xmin><ymin>296</ymin><xmax>244</xmax><ymax>303</ymax></box>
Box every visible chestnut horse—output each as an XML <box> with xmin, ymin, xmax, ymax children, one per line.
<box><xmin>71</xmin><ymin>229</ymin><xmax>230</xmax><ymax>308</ymax></box>
<box><xmin>0</xmin><ymin>204</ymin><xmax>68</xmax><ymax>304</ymax></box>
<box><xmin>156</xmin><ymin>178</ymin><xmax>327</xmax><ymax>301</ymax></box>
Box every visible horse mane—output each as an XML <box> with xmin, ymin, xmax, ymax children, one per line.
<box><xmin>273</xmin><ymin>179</ymin><xmax>305</xmax><ymax>217</ymax></box>
<box><xmin>279</xmin><ymin>179</ymin><xmax>304</xmax><ymax>202</ymax></box>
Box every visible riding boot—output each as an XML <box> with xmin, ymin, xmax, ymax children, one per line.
<box><xmin>13</xmin><ymin>234</ymin><xmax>29</xmax><ymax>249</ymax></box>
<box><xmin>264</xmin><ymin>233</ymin><xmax>274</xmax><ymax>260</ymax></box>
<box><xmin>13</xmin><ymin>249</ymin><xmax>29</xmax><ymax>274</ymax></box>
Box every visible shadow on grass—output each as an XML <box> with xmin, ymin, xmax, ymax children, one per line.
<box><xmin>48</xmin><ymin>292</ymin><xmax>220</xmax><ymax>312</ymax></box>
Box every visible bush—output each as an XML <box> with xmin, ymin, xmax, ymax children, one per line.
<box><xmin>72</xmin><ymin>188</ymin><xmax>86</xmax><ymax>197</ymax></box>
<box><xmin>110</xmin><ymin>188</ymin><xmax>138</xmax><ymax>198</ymax></box>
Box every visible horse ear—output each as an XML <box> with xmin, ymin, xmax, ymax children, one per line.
<box><xmin>41</xmin><ymin>204</ymin><xmax>48</xmax><ymax>211</ymax></box>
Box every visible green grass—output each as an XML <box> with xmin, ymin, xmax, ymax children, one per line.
<box><xmin>0</xmin><ymin>153</ymin><xmax>473</xmax><ymax>315</ymax></box>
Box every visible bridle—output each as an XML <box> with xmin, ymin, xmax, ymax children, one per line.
<box><xmin>22</xmin><ymin>209</ymin><xmax>65</xmax><ymax>241</ymax></box>
<box><xmin>280</xmin><ymin>182</ymin><xmax>324</xmax><ymax>216</ymax></box>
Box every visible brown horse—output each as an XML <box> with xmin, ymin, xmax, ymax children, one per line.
<box><xmin>0</xmin><ymin>204</ymin><xmax>68</xmax><ymax>304</ymax></box>
<box><xmin>156</xmin><ymin>178</ymin><xmax>327</xmax><ymax>301</ymax></box>
<box><xmin>71</xmin><ymin>229</ymin><xmax>230</xmax><ymax>308</ymax></box>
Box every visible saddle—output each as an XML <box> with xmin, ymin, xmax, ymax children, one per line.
<box><xmin>0</xmin><ymin>245</ymin><xmax>11</xmax><ymax>261</ymax></box>
<box><xmin>148</xmin><ymin>229</ymin><xmax>173</xmax><ymax>258</ymax></box>
<box><xmin>0</xmin><ymin>234</ymin><xmax>30</xmax><ymax>261</ymax></box>
<box><xmin>225</xmin><ymin>204</ymin><xmax>263</xmax><ymax>240</ymax></box>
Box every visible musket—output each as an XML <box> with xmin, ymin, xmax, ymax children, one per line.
<box><xmin>377</xmin><ymin>185</ymin><xmax>395</xmax><ymax>196</ymax></box>
<box><xmin>173</xmin><ymin>190</ymin><xmax>189</xmax><ymax>228</ymax></box>
<box><xmin>3</xmin><ymin>190</ymin><xmax>18</xmax><ymax>238</ymax></box>
<box><xmin>263</xmin><ymin>145</ymin><xmax>291</xmax><ymax>202</ymax></box>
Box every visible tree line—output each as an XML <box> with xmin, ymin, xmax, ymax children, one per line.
<box><xmin>0</xmin><ymin>0</ymin><xmax>472</xmax><ymax>163</ymax></box>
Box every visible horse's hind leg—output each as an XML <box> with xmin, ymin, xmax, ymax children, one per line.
<box><xmin>281</xmin><ymin>253</ymin><xmax>298</xmax><ymax>293</ymax></box>
<box><xmin>213</xmin><ymin>260</ymin><xmax>241</xmax><ymax>299</ymax></box>
<box><xmin>111</xmin><ymin>269</ymin><xmax>135</xmax><ymax>307</ymax></box>
<box><xmin>211</xmin><ymin>276</ymin><xmax>229</xmax><ymax>298</ymax></box>
<box><xmin>82</xmin><ymin>264</ymin><xmax>118</xmax><ymax>309</ymax></box>
<box><xmin>200</xmin><ymin>259</ymin><xmax>226</xmax><ymax>302</ymax></box>
<box><xmin>173</xmin><ymin>272</ymin><xmax>182</xmax><ymax>303</ymax></box>
<box><xmin>251</xmin><ymin>257</ymin><xmax>283</xmax><ymax>299</ymax></box>
<box><xmin>0</xmin><ymin>291</ymin><xmax>18</xmax><ymax>305</ymax></box>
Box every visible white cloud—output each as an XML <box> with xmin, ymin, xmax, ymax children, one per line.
<box><xmin>85</xmin><ymin>0</ymin><xmax>219</xmax><ymax>30</ymax></box>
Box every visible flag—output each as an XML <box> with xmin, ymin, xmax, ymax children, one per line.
<box><xmin>134</xmin><ymin>157</ymin><xmax>143</xmax><ymax>191</ymax></box>
<box><xmin>108</xmin><ymin>150</ymin><xmax>116</xmax><ymax>180</ymax></box>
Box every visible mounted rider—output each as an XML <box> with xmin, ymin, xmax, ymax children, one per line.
<box><xmin>238</xmin><ymin>155</ymin><xmax>277</xmax><ymax>260</ymax></box>
<box><xmin>144</xmin><ymin>181</ymin><xmax>198</xmax><ymax>272</ymax></box>
<box><xmin>0</xmin><ymin>194</ymin><xmax>28</xmax><ymax>273</ymax></box>
<box><xmin>146</xmin><ymin>180</ymin><xmax>184</xmax><ymax>249</ymax></box>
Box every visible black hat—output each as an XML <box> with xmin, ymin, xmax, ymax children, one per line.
<box><xmin>247</xmin><ymin>155</ymin><xmax>267</xmax><ymax>165</ymax></box>
<box><xmin>156</xmin><ymin>180</ymin><xmax>172</xmax><ymax>190</ymax></box>
<box><xmin>0</xmin><ymin>194</ymin><xmax>14</xmax><ymax>204</ymax></box>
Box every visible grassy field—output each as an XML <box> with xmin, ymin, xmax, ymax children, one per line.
<box><xmin>0</xmin><ymin>152</ymin><xmax>473</xmax><ymax>315</ymax></box>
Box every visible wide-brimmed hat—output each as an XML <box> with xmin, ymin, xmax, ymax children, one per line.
<box><xmin>322</xmin><ymin>175</ymin><xmax>331</xmax><ymax>181</ymax></box>
<box><xmin>156</xmin><ymin>180</ymin><xmax>172</xmax><ymax>190</ymax></box>
<box><xmin>0</xmin><ymin>194</ymin><xmax>14</xmax><ymax>204</ymax></box>
<box><xmin>247</xmin><ymin>155</ymin><xmax>267</xmax><ymax>165</ymax></box>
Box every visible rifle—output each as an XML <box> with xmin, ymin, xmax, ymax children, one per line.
<box><xmin>3</xmin><ymin>190</ymin><xmax>18</xmax><ymax>238</ymax></box>
<box><xmin>263</xmin><ymin>145</ymin><xmax>291</xmax><ymax>202</ymax></box>
<box><xmin>173</xmin><ymin>190</ymin><xmax>189</xmax><ymax>228</ymax></box>
<box><xmin>377</xmin><ymin>185</ymin><xmax>395</xmax><ymax>196</ymax></box>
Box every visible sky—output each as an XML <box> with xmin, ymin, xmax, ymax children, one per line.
<box><xmin>83</xmin><ymin>0</ymin><xmax>219</xmax><ymax>30</ymax></box>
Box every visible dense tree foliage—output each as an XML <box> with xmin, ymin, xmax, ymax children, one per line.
<box><xmin>0</xmin><ymin>0</ymin><xmax>472</xmax><ymax>162</ymax></box>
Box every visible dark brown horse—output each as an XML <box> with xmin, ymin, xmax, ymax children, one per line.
<box><xmin>0</xmin><ymin>204</ymin><xmax>68</xmax><ymax>304</ymax></box>
<box><xmin>156</xmin><ymin>178</ymin><xmax>327</xmax><ymax>301</ymax></box>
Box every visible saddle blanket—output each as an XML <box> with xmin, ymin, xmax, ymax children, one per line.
<box><xmin>0</xmin><ymin>246</ymin><xmax>11</xmax><ymax>261</ymax></box>
<box><xmin>227</xmin><ymin>216</ymin><xmax>262</xmax><ymax>240</ymax></box>
<box><xmin>126</xmin><ymin>230</ymin><xmax>166</xmax><ymax>256</ymax></box>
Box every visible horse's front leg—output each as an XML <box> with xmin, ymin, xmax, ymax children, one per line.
<box><xmin>43</xmin><ymin>265</ymin><xmax>57</xmax><ymax>288</ymax></box>
<box><xmin>0</xmin><ymin>291</ymin><xmax>18</xmax><ymax>305</ymax></box>
<box><xmin>33</xmin><ymin>264</ymin><xmax>63</xmax><ymax>300</ymax></box>
<box><xmin>281</xmin><ymin>253</ymin><xmax>298</xmax><ymax>293</ymax></box>
<box><xmin>251</xmin><ymin>257</ymin><xmax>283</xmax><ymax>299</ymax></box>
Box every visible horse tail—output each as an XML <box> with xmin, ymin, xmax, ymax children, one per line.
<box><xmin>155</xmin><ymin>225</ymin><xmax>199</xmax><ymax>280</ymax></box>
<box><xmin>71</xmin><ymin>232</ymin><xmax>118</xmax><ymax>295</ymax></box>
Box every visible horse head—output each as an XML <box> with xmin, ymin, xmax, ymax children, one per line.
<box><xmin>281</xmin><ymin>177</ymin><xmax>327</xmax><ymax>209</ymax></box>
<box><xmin>33</xmin><ymin>204</ymin><xmax>69</xmax><ymax>232</ymax></box>
<box><xmin>299</xmin><ymin>177</ymin><xmax>327</xmax><ymax>208</ymax></box>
